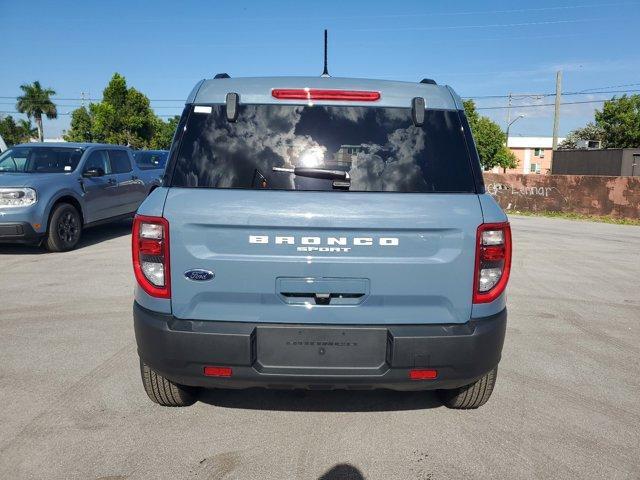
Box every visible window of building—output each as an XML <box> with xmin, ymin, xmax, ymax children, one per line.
<box><xmin>530</xmin><ymin>163</ymin><xmax>541</xmax><ymax>174</ymax></box>
<box><xmin>534</xmin><ymin>148</ymin><xmax>545</xmax><ymax>158</ymax></box>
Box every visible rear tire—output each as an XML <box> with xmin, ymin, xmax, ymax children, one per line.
<box><xmin>140</xmin><ymin>360</ymin><xmax>196</xmax><ymax>407</ymax></box>
<box><xmin>438</xmin><ymin>367</ymin><xmax>498</xmax><ymax>409</ymax></box>
<box><xmin>45</xmin><ymin>203</ymin><xmax>82</xmax><ymax>252</ymax></box>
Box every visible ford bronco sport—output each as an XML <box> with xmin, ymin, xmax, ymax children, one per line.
<box><xmin>132</xmin><ymin>75</ymin><xmax>511</xmax><ymax>409</ymax></box>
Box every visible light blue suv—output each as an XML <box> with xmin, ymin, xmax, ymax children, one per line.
<box><xmin>0</xmin><ymin>143</ymin><xmax>163</xmax><ymax>251</ymax></box>
<box><xmin>133</xmin><ymin>75</ymin><xmax>512</xmax><ymax>409</ymax></box>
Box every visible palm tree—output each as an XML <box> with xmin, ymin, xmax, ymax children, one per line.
<box><xmin>16</xmin><ymin>81</ymin><xmax>57</xmax><ymax>142</ymax></box>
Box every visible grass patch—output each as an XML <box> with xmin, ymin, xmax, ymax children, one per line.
<box><xmin>507</xmin><ymin>210</ymin><xmax>640</xmax><ymax>226</ymax></box>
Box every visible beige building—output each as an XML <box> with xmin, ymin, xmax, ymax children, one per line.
<box><xmin>490</xmin><ymin>136</ymin><xmax>565</xmax><ymax>174</ymax></box>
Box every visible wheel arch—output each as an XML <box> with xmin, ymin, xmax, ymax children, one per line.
<box><xmin>47</xmin><ymin>195</ymin><xmax>85</xmax><ymax>230</ymax></box>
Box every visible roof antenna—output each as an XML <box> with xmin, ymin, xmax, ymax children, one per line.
<box><xmin>321</xmin><ymin>29</ymin><xmax>330</xmax><ymax>77</ymax></box>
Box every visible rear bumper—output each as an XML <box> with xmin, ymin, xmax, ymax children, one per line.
<box><xmin>134</xmin><ymin>302</ymin><xmax>507</xmax><ymax>391</ymax></box>
<box><xmin>0</xmin><ymin>222</ymin><xmax>43</xmax><ymax>244</ymax></box>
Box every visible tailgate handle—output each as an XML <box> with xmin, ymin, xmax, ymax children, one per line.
<box><xmin>276</xmin><ymin>277</ymin><xmax>370</xmax><ymax>306</ymax></box>
<box><xmin>280</xmin><ymin>292</ymin><xmax>365</xmax><ymax>305</ymax></box>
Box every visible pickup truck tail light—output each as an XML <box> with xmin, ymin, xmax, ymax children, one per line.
<box><xmin>473</xmin><ymin>222</ymin><xmax>512</xmax><ymax>304</ymax></box>
<box><xmin>132</xmin><ymin>215</ymin><xmax>170</xmax><ymax>299</ymax></box>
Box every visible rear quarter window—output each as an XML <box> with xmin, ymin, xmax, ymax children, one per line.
<box><xmin>170</xmin><ymin>104</ymin><xmax>476</xmax><ymax>193</ymax></box>
<box><xmin>135</xmin><ymin>151</ymin><xmax>167</xmax><ymax>170</ymax></box>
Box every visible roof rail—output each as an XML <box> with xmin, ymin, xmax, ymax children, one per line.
<box><xmin>214</xmin><ymin>73</ymin><xmax>231</xmax><ymax>79</ymax></box>
<box><xmin>420</xmin><ymin>78</ymin><xmax>437</xmax><ymax>85</ymax></box>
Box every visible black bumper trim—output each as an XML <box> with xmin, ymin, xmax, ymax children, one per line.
<box><xmin>134</xmin><ymin>302</ymin><xmax>507</xmax><ymax>391</ymax></box>
<box><xmin>0</xmin><ymin>222</ymin><xmax>43</xmax><ymax>244</ymax></box>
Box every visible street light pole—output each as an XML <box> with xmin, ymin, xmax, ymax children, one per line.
<box><xmin>504</xmin><ymin>114</ymin><xmax>525</xmax><ymax>174</ymax></box>
<box><xmin>506</xmin><ymin>114</ymin><xmax>525</xmax><ymax>147</ymax></box>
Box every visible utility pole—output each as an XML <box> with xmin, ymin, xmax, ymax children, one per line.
<box><xmin>552</xmin><ymin>71</ymin><xmax>562</xmax><ymax>151</ymax></box>
<box><xmin>505</xmin><ymin>92</ymin><xmax>512</xmax><ymax>131</ymax></box>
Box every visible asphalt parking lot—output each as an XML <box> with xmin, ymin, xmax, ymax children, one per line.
<box><xmin>0</xmin><ymin>215</ymin><xmax>639</xmax><ymax>479</ymax></box>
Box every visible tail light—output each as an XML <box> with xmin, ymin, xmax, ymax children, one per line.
<box><xmin>132</xmin><ymin>215</ymin><xmax>170</xmax><ymax>298</ymax></box>
<box><xmin>272</xmin><ymin>88</ymin><xmax>381</xmax><ymax>101</ymax></box>
<box><xmin>473</xmin><ymin>222</ymin><xmax>512</xmax><ymax>304</ymax></box>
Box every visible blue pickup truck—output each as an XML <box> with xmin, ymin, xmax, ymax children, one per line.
<box><xmin>0</xmin><ymin>143</ymin><xmax>163</xmax><ymax>251</ymax></box>
<box><xmin>133</xmin><ymin>75</ymin><xmax>511</xmax><ymax>409</ymax></box>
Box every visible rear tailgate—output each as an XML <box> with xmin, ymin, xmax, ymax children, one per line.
<box><xmin>164</xmin><ymin>189</ymin><xmax>481</xmax><ymax>325</ymax></box>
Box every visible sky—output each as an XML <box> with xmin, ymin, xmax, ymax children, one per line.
<box><xmin>1</xmin><ymin>0</ymin><xmax>640</xmax><ymax>139</ymax></box>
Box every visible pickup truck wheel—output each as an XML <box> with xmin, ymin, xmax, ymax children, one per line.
<box><xmin>140</xmin><ymin>360</ymin><xmax>196</xmax><ymax>407</ymax></box>
<box><xmin>438</xmin><ymin>367</ymin><xmax>498</xmax><ymax>409</ymax></box>
<box><xmin>45</xmin><ymin>203</ymin><xmax>82</xmax><ymax>252</ymax></box>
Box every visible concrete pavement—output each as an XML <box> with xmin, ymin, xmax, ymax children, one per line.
<box><xmin>0</xmin><ymin>216</ymin><xmax>638</xmax><ymax>479</ymax></box>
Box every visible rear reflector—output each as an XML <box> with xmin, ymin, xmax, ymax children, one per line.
<box><xmin>409</xmin><ymin>369</ymin><xmax>438</xmax><ymax>380</ymax></box>
<box><xmin>272</xmin><ymin>88</ymin><xmax>381</xmax><ymax>102</ymax></box>
<box><xmin>203</xmin><ymin>366</ymin><xmax>233</xmax><ymax>377</ymax></box>
<box><xmin>139</xmin><ymin>239</ymin><xmax>163</xmax><ymax>256</ymax></box>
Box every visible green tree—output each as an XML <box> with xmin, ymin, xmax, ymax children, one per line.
<box><xmin>65</xmin><ymin>73</ymin><xmax>157</xmax><ymax>148</ymax></box>
<box><xmin>150</xmin><ymin>115</ymin><xmax>180</xmax><ymax>149</ymax></box>
<box><xmin>15</xmin><ymin>81</ymin><xmax>57</xmax><ymax>142</ymax></box>
<box><xmin>63</xmin><ymin>106</ymin><xmax>93</xmax><ymax>142</ymax></box>
<box><xmin>495</xmin><ymin>145</ymin><xmax>518</xmax><ymax>173</ymax></box>
<box><xmin>0</xmin><ymin>115</ymin><xmax>37</xmax><ymax>146</ymax></box>
<box><xmin>558</xmin><ymin>123</ymin><xmax>604</xmax><ymax>149</ymax></box>
<box><xmin>464</xmin><ymin>100</ymin><xmax>508</xmax><ymax>170</ymax></box>
<box><xmin>463</xmin><ymin>99</ymin><xmax>480</xmax><ymax>128</ymax></box>
<box><xmin>594</xmin><ymin>94</ymin><xmax>640</xmax><ymax>148</ymax></box>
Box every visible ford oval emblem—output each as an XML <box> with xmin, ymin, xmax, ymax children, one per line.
<box><xmin>184</xmin><ymin>269</ymin><xmax>215</xmax><ymax>282</ymax></box>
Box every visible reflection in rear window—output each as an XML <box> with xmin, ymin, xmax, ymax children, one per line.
<box><xmin>170</xmin><ymin>105</ymin><xmax>475</xmax><ymax>193</ymax></box>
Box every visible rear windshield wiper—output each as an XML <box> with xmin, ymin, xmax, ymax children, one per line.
<box><xmin>272</xmin><ymin>166</ymin><xmax>350</xmax><ymax>181</ymax></box>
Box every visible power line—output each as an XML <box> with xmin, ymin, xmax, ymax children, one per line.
<box><xmin>0</xmin><ymin>110</ymin><xmax>178</xmax><ymax>117</ymax></box>
<box><xmin>464</xmin><ymin>87</ymin><xmax>640</xmax><ymax>100</ymax></box>
<box><xmin>2</xmin><ymin>83</ymin><xmax>638</xmax><ymax>115</ymax></box>
<box><xmin>0</xmin><ymin>102</ymin><xmax>183</xmax><ymax>109</ymax></box>
<box><xmin>476</xmin><ymin>99</ymin><xmax>610</xmax><ymax>110</ymax></box>
<box><xmin>0</xmin><ymin>99</ymin><xmax>611</xmax><ymax>115</ymax></box>
<box><xmin>357</xmin><ymin>2</ymin><xmax>640</xmax><ymax>18</ymax></box>
<box><xmin>573</xmin><ymin>82</ymin><xmax>640</xmax><ymax>92</ymax></box>
<box><xmin>35</xmin><ymin>2</ymin><xmax>635</xmax><ymax>24</ymax></box>
<box><xmin>3</xmin><ymin>87</ymin><xmax>639</xmax><ymax>105</ymax></box>
<box><xmin>0</xmin><ymin>96</ymin><xmax>185</xmax><ymax>102</ymax></box>
<box><xmin>351</xmin><ymin>18</ymin><xmax>596</xmax><ymax>33</ymax></box>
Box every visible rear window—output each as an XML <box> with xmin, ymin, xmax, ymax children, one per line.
<box><xmin>134</xmin><ymin>151</ymin><xmax>167</xmax><ymax>170</ymax></box>
<box><xmin>170</xmin><ymin>104</ymin><xmax>475</xmax><ymax>193</ymax></box>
